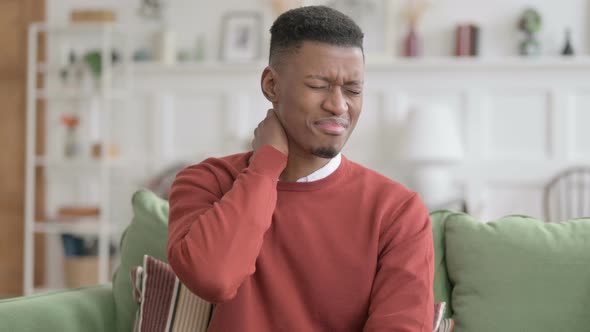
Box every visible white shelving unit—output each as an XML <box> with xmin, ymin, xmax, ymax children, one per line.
<box><xmin>24</xmin><ymin>23</ymin><xmax>136</xmax><ymax>296</ymax></box>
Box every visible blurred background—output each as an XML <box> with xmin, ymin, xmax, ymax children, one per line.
<box><xmin>2</xmin><ymin>0</ymin><xmax>590</xmax><ymax>299</ymax></box>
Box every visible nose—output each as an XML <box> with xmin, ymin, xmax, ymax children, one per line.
<box><xmin>322</xmin><ymin>86</ymin><xmax>348</xmax><ymax>116</ymax></box>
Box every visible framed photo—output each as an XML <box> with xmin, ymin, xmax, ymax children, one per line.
<box><xmin>303</xmin><ymin>0</ymin><xmax>398</xmax><ymax>62</ymax></box>
<box><xmin>219</xmin><ymin>12</ymin><xmax>263</xmax><ymax>62</ymax></box>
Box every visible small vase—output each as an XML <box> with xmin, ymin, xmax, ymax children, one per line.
<box><xmin>64</xmin><ymin>127</ymin><xmax>80</xmax><ymax>158</ymax></box>
<box><xmin>561</xmin><ymin>28</ymin><xmax>574</xmax><ymax>56</ymax></box>
<box><xmin>404</xmin><ymin>25</ymin><xmax>420</xmax><ymax>57</ymax></box>
<box><xmin>519</xmin><ymin>34</ymin><xmax>541</xmax><ymax>56</ymax></box>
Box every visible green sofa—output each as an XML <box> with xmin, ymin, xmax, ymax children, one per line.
<box><xmin>1</xmin><ymin>190</ymin><xmax>589</xmax><ymax>332</ymax></box>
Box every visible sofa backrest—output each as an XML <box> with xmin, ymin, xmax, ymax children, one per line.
<box><xmin>112</xmin><ymin>190</ymin><xmax>169</xmax><ymax>332</ymax></box>
<box><xmin>443</xmin><ymin>213</ymin><xmax>590</xmax><ymax>332</ymax></box>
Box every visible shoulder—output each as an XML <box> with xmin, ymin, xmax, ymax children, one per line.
<box><xmin>343</xmin><ymin>158</ymin><xmax>428</xmax><ymax>227</ymax></box>
<box><xmin>173</xmin><ymin>151</ymin><xmax>252</xmax><ymax>192</ymax></box>
<box><xmin>183</xmin><ymin>151</ymin><xmax>250</xmax><ymax>174</ymax></box>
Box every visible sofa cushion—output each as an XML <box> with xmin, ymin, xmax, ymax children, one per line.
<box><xmin>430</xmin><ymin>210</ymin><xmax>454</xmax><ymax>317</ymax></box>
<box><xmin>445</xmin><ymin>213</ymin><xmax>590</xmax><ymax>332</ymax></box>
<box><xmin>112</xmin><ymin>190</ymin><xmax>169</xmax><ymax>332</ymax></box>
<box><xmin>0</xmin><ymin>285</ymin><xmax>116</xmax><ymax>332</ymax></box>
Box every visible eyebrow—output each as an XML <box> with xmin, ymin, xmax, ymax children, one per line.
<box><xmin>305</xmin><ymin>75</ymin><xmax>363</xmax><ymax>86</ymax></box>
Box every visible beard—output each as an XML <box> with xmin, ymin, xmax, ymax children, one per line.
<box><xmin>311</xmin><ymin>146</ymin><xmax>339</xmax><ymax>159</ymax></box>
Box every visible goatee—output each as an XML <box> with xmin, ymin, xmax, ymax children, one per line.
<box><xmin>312</xmin><ymin>147</ymin><xmax>339</xmax><ymax>159</ymax></box>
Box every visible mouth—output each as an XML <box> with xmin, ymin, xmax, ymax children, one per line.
<box><xmin>313</xmin><ymin>118</ymin><xmax>349</xmax><ymax>136</ymax></box>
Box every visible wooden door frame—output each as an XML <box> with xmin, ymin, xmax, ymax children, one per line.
<box><xmin>0</xmin><ymin>0</ymin><xmax>45</xmax><ymax>298</ymax></box>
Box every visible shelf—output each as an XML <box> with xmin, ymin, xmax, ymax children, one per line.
<box><xmin>31</xmin><ymin>22</ymin><xmax>128</xmax><ymax>35</ymax></box>
<box><xmin>36</xmin><ymin>88</ymin><xmax>127</xmax><ymax>100</ymax></box>
<box><xmin>37</xmin><ymin>62</ymin><xmax>130</xmax><ymax>75</ymax></box>
<box><xmin>365</xmin><ymin>56</ymin><xmax>590</xmax><ymax>71</ymax></box>
<box><xmin>25</xmin><ymin>21</ymin><xmax>135</xmax><ymax>298</ymax></box>
<box><xmin>130</xmin><ymin>56</ymin><xmax>590</xmax><ymax>74</ymax></box>
<box><xmin>132</xmin><ymin>61</ymin><xmax>268</xmax><ymax>75</ymax></box>
<box><xmin>35</xmin><ymin>156</ymin><xmax>136</xmax><ymax>169</ymax></box>
<box><xmin>34</xmin><ymin>220</ymin><xmax>119</xmax><ymax>235</ymax></box>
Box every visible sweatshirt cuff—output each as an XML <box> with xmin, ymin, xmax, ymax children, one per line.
<box><xmin>249</xmin><ymin>145</ymin><xmax>287</xmax><ymax>179</ymax></box>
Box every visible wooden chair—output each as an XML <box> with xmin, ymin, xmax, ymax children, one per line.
<box><xmin>543</xmin><ymin>166</ymin><xmax>590</xmax><ymax>222</ymax></box>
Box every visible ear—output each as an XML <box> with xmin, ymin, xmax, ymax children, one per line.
<box><xmin>260</xmin><ymin>66</ymin><xmax>279</xmax><ymax>103</ymax></box>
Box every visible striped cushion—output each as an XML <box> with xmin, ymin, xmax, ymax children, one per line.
<box><xmin>436</xmin><ymin>318</ymin><xmax>455</xmax><ymax>332</ymax></box>
<box><xmin>131</xmin><ymin>255</ymin><xmax>212</xmax><ymax>332</ymax></box>
<box><xmin>433</xmin><ymin>302</ymin><xmax>446</xmax><ymax>331</ymax></box>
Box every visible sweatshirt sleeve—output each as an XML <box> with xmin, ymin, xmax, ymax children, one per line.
<box><xmin>363</xmin><ymin>193</ymin><xmax>434</xmax><ymax>332</ymax></box>
<box><xmin>167</xmin><ymin>145</ymin><xmax>287</xmax><ymax>304</ymax></box>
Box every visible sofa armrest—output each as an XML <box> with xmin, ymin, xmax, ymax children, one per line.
<box><xmin>0</xmin><ymin>284</ymin><xmax>116</xmax><ymax>332</ymax></box>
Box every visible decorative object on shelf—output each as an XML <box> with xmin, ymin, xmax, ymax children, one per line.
<box><xmin>154</xmin><ymin>26</ymin><xmax>177</xmax><ymax>65</ymax></box>
<box><xmin>61</xmin><ymin>114</ymin><xmax>81</xmax><ymax>158</ymax></box>
<box><xmin>518</xmin><ymin>8</ymin><xmax>542</xmax><ymax>56</ymax></box>
<box><xmin>137</xmin><ymin>0</ymin><xmax>166</xmax><ymax>20</ymax></box>
<box><xmin>303</xmin><ymin>0</ymin><xmax>396</xmax><ymax>61</ymax></box>
<box><xmin>133</xmin><ymin>48</ymin><xmax>153</xmax><ymax>62</ymax></box>
<box><xmin>70</xmin><ymin>9</ymin><xmax>116</xmax><ymax>23</ymax></box>
<box><xmin>91</xmin><ymin>142</ymin><xmax>120</xmax><ymax>159</ymax></box>
<box><xmin>402</xmin><ymin>103</ymin><xmax>464</xmax><ymax>208</ymax></box>
<box><xmin>561</xmin><ymin>28</ymin><xmax>574</xmax><ymax>56</ymax></box>
<box><xmin>83</xmin><ymin>50</ymin><xmax>121</xmax><ymax>78</ymax></box>
<box><xmin>401</xmin><ymin>0</ymin><xmax>430</xmax><ymax>57</ymax></box>
<box><xmin>403</xmin><ymin>25</ymin><xmax>420</xmax><ymax>58</ymax></box>
<box><xmin>60</xmin><ymin>51</ymin><xmax>88</xmax><ymax>89</ymax></box>
<box><xmin>60</xmin><ymin>49</ymin><xmax>119</xmax><ymax>91</ymax></box>
<box><xmin>455</xmin><ymin>23</ymin><xmax>480</xmax><ymax>57</ymax></box>
<box><xmin>177</xmin><ymin>49</ymin><xmax>192</xmax><ymax>62</ymax></box>
<box><xmin>219</xmin><ymin>12</ymin><xmax>263</xmax><ymax>62</ymax></box>
<box><xmin>193</xmin><ymin>34</ymin><xmax>206</xmax><ymax>62</ymax></box>
<box><xmin>137</xmin><ymin>0</ymin><xmax>176</xmax><ymax>65</ymax></box>
<box><xmin>61</xmin><ymin>234</ymin><xmax>115</xmax><ymax>288</ymax></box>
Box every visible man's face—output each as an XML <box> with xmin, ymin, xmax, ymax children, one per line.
<box><xmin>272</xmin><ymin>41</ymin><xmax>364</xmax><ymax>159</ymax></box>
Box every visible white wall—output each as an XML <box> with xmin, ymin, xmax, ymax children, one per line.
<box><xmin>44</xmin><ymin>0</ymin><xmax>590</xmax><ymax>222</ymax></box>
<box><xmin>48</xmin><ymin>0</ymin><xmax>590</xmax><ymax>59</ymax></box>
<box><xmin>126</xmin><ymin>60</ymin><xmax>590</xmax><ymax>222</ymax></box>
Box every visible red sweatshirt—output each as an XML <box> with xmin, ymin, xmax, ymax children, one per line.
<box><xmin>168</xmin><ymin>145</ymin><xmax>434</xmax><ymax>332</ymax></box>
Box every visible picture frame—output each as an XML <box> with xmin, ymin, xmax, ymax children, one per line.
<box><xmin>302</xmin><ymin>0</ymin><xmax>398</xmax><ymax>62</ymax></box>
<box><xmin>219</xmin><ymin>12</ymin><xmax>263</xmax><ymax>62</ymax></box>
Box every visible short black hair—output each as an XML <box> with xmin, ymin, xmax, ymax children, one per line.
<box><xmin>269</xmin><ymin>5</ymin><xmax>364</xmax><ymax>65</ymax></box>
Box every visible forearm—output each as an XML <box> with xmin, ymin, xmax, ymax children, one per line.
<box><xmin>364</xmin><ymin>234</ymin><xmax>434</xmax><ymax>331</ymax></box>
<box><xmin>167</xmin><ymin>146</ymin><xmax>286</xmax><ymax>303</ymax></box>
<box><xmin>364</xmin><ymin>195</ymin><xmax>434</xmax><ymax>332</ymax></box>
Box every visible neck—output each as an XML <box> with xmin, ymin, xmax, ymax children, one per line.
<box><xmin>279</xmin><ymin>148</ymin><xmax>332</xmax><ymax>182</ymax></box>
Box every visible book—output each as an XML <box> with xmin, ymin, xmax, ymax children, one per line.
<box><xmin>455</xmin><ymin>24</ymin><xmax>480</xmax><ymax>57</ymax></box>
<box><xmin>70</xmin><ymin>9</ymin><xmax>116</xmax><ymax>23</ymax></box>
